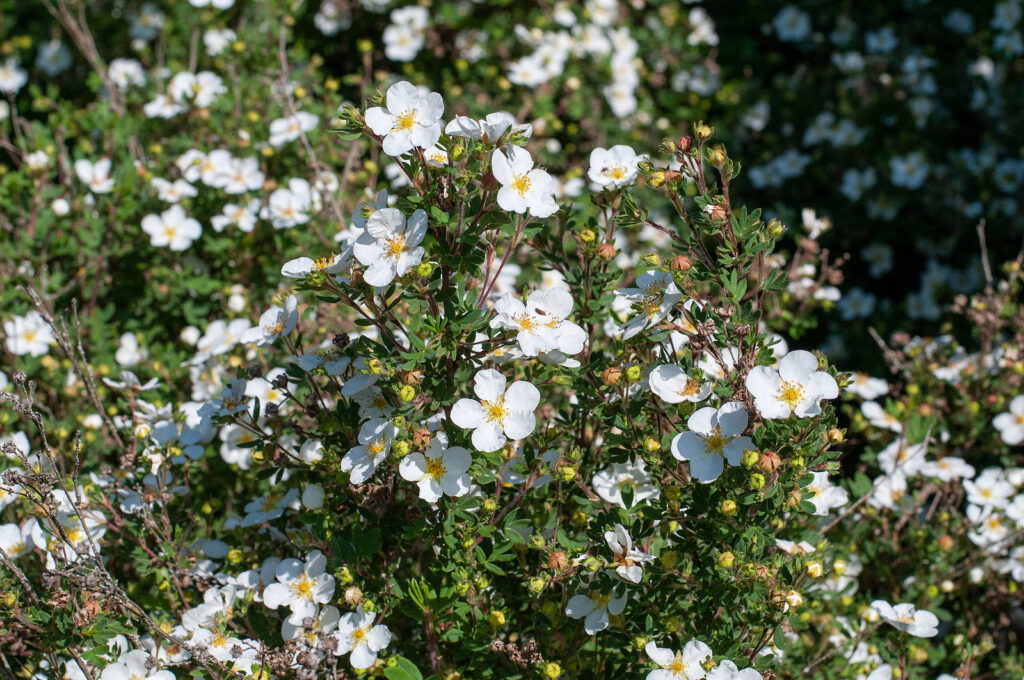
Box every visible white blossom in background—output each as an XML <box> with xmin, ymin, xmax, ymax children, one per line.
<box><xmin>565</xmin><ymin>589</ymin><xmax>627</xmax><ymax>634</ymax></box>
<box><xmin>869</xmin><ymin>600</ymin><xmax>939</xmax><ymax>637</ymax></box>
<box><xmin>671</xmin><ymin>402</ymin><xmax>753</xmax><ymax>483</ymax></box>
<box><xmin>994</xmin><ymin>395</ymin><xmax>1024</xmax><ymax>445</ymax></box>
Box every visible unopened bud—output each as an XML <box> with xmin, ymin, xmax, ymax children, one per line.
<box><xmin>597</xmin><ymin>243</ymin><xmax>617</xmax><ymax>261</ymax></box>
<box><xmin>489</xmin><ymin>610</ymin><xmax>506</xmax><ymax>627</ymax></box>
<box><xmin>718</xmin><ymin>551</ymin><xmax>735</xmax><ymax>569</ymax></box>
<box><xmin>602</xmin><ymin>366</ymin><xmax>623</xmax><ymax>386</ymax></box>
<box><xmin>399</xmin><ymin>384</ymin><xmax>417</xmax><ymax>403</ymax></box>
<box><xmin>806</xmin><ymin>561</ymin><xmax>823</xmax><ymax>578</ymax></box>
<box><xmin>670</xmin><ymin>255</ymin><xmax>692</xmax><ymax>272</ymax></box>
<box><xmin>543</xmin><ymin>663</ymin><xmax>562</xmax><ymax>679</ymax></box>
<box><xmin>750</xmin><ymin>473</ymin><xmax>766</xmax><ymax>490</ymax></box>
<box><xmin>694</xmin><ymin>124</ymin><xmax>712</xmax><ymax>140</ymax></box>
<box><xmin>642</xmin><ymin>254</ymin><xmax>661</xmax><ymax>267</ymax></box>
<box><xmin>644</xmin><ymin>436</ymin><xmax>660</xmax><ymax>452</ymax></box>
<box><xmin>719</xmin><ymin>500</ymin><xmax>737</xmax><ymax>516</ymax></box>
<box><xmin>742</xmin><ymin>449</ymin><xmax>759</xmax><ymax>468</ymax></box>
<box><xmin>548</xmin><ymin>552</ymin><xmax>569</xmax><ymax>571</ymax></box>
<box><xmin>580</xmin><ymin>229</ymin><xmax>597</xmax><ymax>243</ymax></box>
<box><xmin>758</xmin><ymin>450</ymin><xmax>781</xmax><ymax>473</ymax></box>
<box><xmin>391</xmin><ymin>440</ymin><xmax>411</xmax><ymax>458</ymax></box>
<box><xmin>827</xmin><ymin>428</ymin><xmax>844</xmax><ymax>443</ymax></box>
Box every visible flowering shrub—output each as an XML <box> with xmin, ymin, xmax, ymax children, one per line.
<box><xmin>2</xmin><ymin>2</ymin><xmax>1024</xmax><ymax>680</ymax></box>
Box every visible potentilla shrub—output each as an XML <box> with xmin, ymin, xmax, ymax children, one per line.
<box><xmin>2</xmin><ymin>78</ymin><xmax>981</xmax><ymax>680</ymax></box>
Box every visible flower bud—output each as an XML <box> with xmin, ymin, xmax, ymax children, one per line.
<box><xmin>368</xmin><ymin>359</ymin><xmax>383</xmax><ymax>374</ymax></box>
<box><xmin>784</xmin><ymin>590</ymin><xmax>803</xmax><ymax>609</ymax></box>
<box><xmin>337</xmin><ymin>567</ymin><xmax>354</xmax><ymax>585</ymax></box>
<box><xmin>489</xmin><ymin>610</ymin><xmax>506</xmax><ymax>627</ymax></box>
<box><xmin>413</xmin><ymin>428</ymin><xmax>432</xmax><ymax>449</ymax></box>
<box><xmin>416</xmin><ymin>262</ymin><xmax>434</xmax><ymax>277</ymax></box>
<box><xmin>719</xmin><ymin>500</ymin><xmax>737</xmax><ymax>516</ymax></box>
<box><xmin>664</xmin><ymin>486</ymin><xmax>681</xmax><ymax>501</ymax></box>
<box><xmin>580</xmin><ymin>229</ymin><xmax>597</xmax><ymax>243</ymax></box>
<box><xmin>718</xmin><ymin>551</ymin><xmax>735</xmax><ymax>569</ymax></box>
<box><xmin>938</xmin><ymin>535</ymin><xmax>954</xmax><ymax>551</ymax></box>
<box><xmin>399</xmin><ymin>384</ymin><xmax>417</xmax><ymax>403</ymax></box>
<box><xmin>625</xmin><ymin>365</ymin><xmax>643</xmax><ymax>382</ymax></box>
<box><xmin>757</xmin><ymin>450</ymin><xmax>781</xmax><ymax>473</ymax></box>
<box><xmin>806</xmin><ymin>561</ymin><xmax>823</xmax><ymax>578</ymax></box>
<box><xmin>602</xmin><ymin>366</ymin><xmax>623</xmax><ymax>386</ymax></box>
<box><xmin>742</xmin><ymin>449</ymin><xmax>759</xmax><ymax>468</ymax></box>
<box><xmin>750</xmin><ymin>473</ymin><xmax>766</xmax><ymax>490</ymax></box>
<box><xmin>832</xmin><ymin>559</ymin><xmax>847</xmax><ymax>576</ymax></box>
<box><xmin>597</xmin><ymin>243</ymin><xmax>617</xmax><ymax>261</ymax></box>
<box><xmin>543</xmin><ymin>663</ymin><xmax>562</xmax><ymax>679</ymax></box>
<box><xmin>344</xmin><ymin>586</ymin><xmax>364</xmax><ymax>606</ymax></box>
<box><xmin>648</xmin><ymin>171</ymin><xmax>667</xmax><ymax>188</ymax></box>
<box><xmin>455</xmin><ymin>580</ymin><xmax>471</xmax><ymax>596</ymax></box>
<box><xmin>392</xmin><ymin>440</ymin><xmax>411</xmax><ymax>458</ymax></box>
<box><xmin>642</xmin><ymin>254</ymin><xmax>661</xmax><ymax>267</ymax></box>
<box><xmin>708</xmin><ymin>147</ymin><xmax>726</xmax><ymax>165</ymax></box>
<box><xmin>644</xmin><ymin>436</ymin><xmax>660</xmax><ymax>452</ymax></box>
<box><xmin>827</xmin><ymin>428</ymin><xmax>844</xmax><ymax>443</ymax></box>
<box><xmin>767</xmin><ymin>218</ymin><xmax>785</xmax><ymax>238</ymax></box>
<box><xmin>134</xmin><ymin>423</ymin><xmax>151</xmax><ymax>439</ymax></box>
<box><xmin>660</xmin><ymin>550</ymin><xmax>678</xmax><ymax>569</ymax></box>
<box><xmin>528</xmin><ymin>576</ymin><xmax>547</xmax><ymax>594</ymax></box>
<box><xmin>558</xmin><ymin>465</ymin><xmax>577</xmax><ymax>482</ymax></box>
<box><xmin>361</xmin><ymin>599</ymin><xmax>376</xmax><ymax>613</ymax></box>
<box><xmin>677</xmin><ymin>136</ymin><xmax>693</xmax><ymax>153</ymax></box>
<box><xmin>670</xmin><ymin>255</ymin><xmax>692</xmax><ymax>272</ymax></box>
<box><xmin>695</xmin><ymin>124</ymin><xmax>712</xmax><ymax>140</ymax></box>
<box><xmin>548</xmin><ymin>552</ymin><xmax>569</xmax><ymax>571</ymax></box>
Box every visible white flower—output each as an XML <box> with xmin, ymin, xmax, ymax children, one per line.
<box><xmin>491</xmin><ymin>147</ymin><xmax>559</xmax><ymax>218</ymax></box>
<box><xmin>365</xmin><ymin>81</ymin><xmax>444</xmax><ymax>156</ymax></box>
<box><xmin>593</xmin><ymin>460</ymin><xmax>660</xmax><ymax>507</ymax></box>
<box><xmin>807</xmin><ymin>471</ymin><xmax>849</xmax><ymax>516</ymax></box>
<box><xmin>168</xmin><ymin>70</ymin><xmax>226</xmax><ymax>108</ymax></box>
<box><xmin>0</xmin><ymin>58</ymin><xmax>27</xmax><ymax>95</ymax></box>
<box><xmin>211</xmin><ymin>200</ymin><xmax>261</xmax><ymax>233</ymax></box>
<box><xmin>565</xmin><ymin>590</ymin><xmax>627</xmax><ymax>634</ymax></box>
<box><xmin>74</xmin><ymin>158</ymin><xmax>115</xmax><ymax>194</ymax></box>
<box><xmin>262</xmin><ymin>550</ymin><xmax>336</xmax><ymax>619</ymax></box>
<box><xmin>604</xmin><ymin>524</ymin><xmax>654</xmax><ymax>583</ymax></box>
<box><xmin>877</xmin><ymin>438</ymin><xmax>928</xmax><ymax>476</ymax></box>
<box><xmin>490</xmin><ymin>287</ymin><xmax>586</xmax><ymax>358</ymax></box>
<box><xmin>649</xmin><ymin>364</ymin><xmax>713</xmax><ymax>404</ymax></box>
<box><xmin>3</xmin><ymin>311</ymin><xmax>54</xmax><ymax>357</ymax></box>
<box><xmin>745</xmin><ymin>350</ymin><xmax>839</xmax><ymax>419</ymax></box>
<box><xmin>773</xmin><ymin>6</ymin><xmax>812</xmax><ymax>42</ymax></box>
<box><xmin>451</xmin><ymin>369</ymin><xmax>540</xmax><ymax>452</ymax></box>
<box><xmin>333</xmin><ymin>607</ymin><xmax>392</xmax><ymax>669</ymax></box>
<box><xmin>616</xmin><ymin>271</ymin><xmax>683</xmax><ymax>339</ymax></box>
<box><xmin>262</xmin><ymin>178</ymin><xmax>313</xmax><ymax>229</ymax></box>
<box><xmin>141</xmin><ymin>205</ymin><xmax>202</xmax><ymax>251</ymax></box>
<box><xmin>399</xmin><ymin>431</ymin><xmax>472</xmax><ymax>503</ymax></box>
<box><xmin>994</xmin><ymin>395</ymin><xmax>1024</xmax><ymax>445</ymax></box>
<box><xmin>644</xmin><ymin>639</ymin><xmax>713</xmax><ymax>680</ymax></box>
<box><xmin>919</xmin><ymin>456</ymin><xmax>976</xmax><ymax>482</ymax></box>
<box><xmin>869</xmin><ymin>600</ymin><xmax>939</xmax><ymax>637</ymax></box>
<box><xmin>281</xmin><ymin>253</ymin><xmax>349</xmax><ymax>279</ymax></box>
<box><xmin>115</xmin><ymin>333</ymin><xmax>148</xmax><ymax>367</ymax></box>
<box><xmin>151</xmin><ymin>177</ymin><xmax>198</xmax><ymax>203</ymax></box>
<box><xmin>342</xmin><ymin>418</ymin><xmax>398</xmax><ymax>483</ymax></box>
<box><xmin>269</xmin><ymin>111</ymin><xmax>318</xmax><ymax>147</ymax></box>
<box><xmin>706</xmin><ymin>660</ymin><xmax>762</xmax><ymax>680</ymax></box>
<box><xmin>588</xmin><ymin>145</ymin><xmax>645</xmax><ymax>187</ymax></box>
<box><xmin>671</xmin><ymin>402</ymin><xmax>753</xmax><ymax>483</ymax></box>
<box><xmin>445</xmin><ymin>111</ymin><xmax>531</xmax><ymax>144</ymax></box>
<box><xmin>846</xmin><ymin>372</ymin><xmax>888</xmax><ymax>400</ymax></box>
<box><xmin>241</xmin><ymin>295</ymin><xmax>299</xmax><ymax>347</ymax></box>
<box><xmin>0</xmin><ymin>521</ymin><xmax>36</xmax><ymax>559</ymax></box>
<box><xmin>99</xmin><ymin>650</ymin><xmax>175</xmax><ymax>680</ymax></box>
<box><xmin>353</xmin><ymin>207</ymin><xmax>427</xmax><ymax>286</ymax></box>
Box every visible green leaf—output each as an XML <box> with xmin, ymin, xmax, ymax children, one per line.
<box><xmin>384</xmin><ymin>657</ymin><xmax>424</xmax><ymax>680</ymax></box>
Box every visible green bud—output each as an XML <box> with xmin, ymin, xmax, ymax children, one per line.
<box><xmin>392</xmin><ymin>440</ymin><xmax>411</xmax><ymax>458</ymax></box>
<box><xmin>625</xmin><ymin>365</ymin><xmax>643</xmax><ymax>382</ymax></box>
<box><xmin>750</xmin><ymin>473</ymin><xmax>766</xmax><ymax>490</ymax></box>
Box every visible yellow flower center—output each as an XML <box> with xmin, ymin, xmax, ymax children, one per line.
<box><xmin>393</xmin><ymin>110</ymin><xmax>416</xmax><ymax>132</ymax></box>
<box><xmin>1015</xmin><ymin>414</ymin><xmax>1024</xmax><ymax>425</ymax></box>
<box><xmin>608</xmin><ymin>167</ymin><xmax>626</xmax><ymax>180</ymax></box>
<box><xmin>482</xmin><ymin>398</ymin><xmax>508</xmax><ymax>423</ymax></box>
<box><xmin>515</xmin><ymin>313</ymin><xmax>538</xmax><ymax>332</ymax></box>
<box><xmin>367</xmin><ymin>437</ymin><xmax>387</xmax><ymax>455</ymax></box>
<box><xmin>670</xmin><ymin>655</ymin><xmax>686</xmax><ymax>674</ymax></box>
<box><xmin>291</xmin><ymin>575</ymin><xmax>314</xmax><ymax>599</ymax></box>
<box><xmin>777</xmin><ymin>380</ymin><xmax>805</xmax><ymax>409</ymax></box>
<box><xmin>426</xmin><ymin>457</ymin><xmax>447</xmax><ymax>480</ymax></box>
<box><xmin>385</xmin><ymin>234</ymin><xmax>406</xmax><ymax>258</ymax></box>
<box><xmin>511</xmin><ymin>173</ymin><xmax>532</xmax><ymax>195</ymax></box>
<box><xmin>313</xmin><ymin>256</ymin><xmax>333</xmax><ymax>270</ymax></box>
<box><xmin>353</xmin><ymin>627</ymin><xmax>368</xmax><ymax>643</ymax></box>
<box><xmin>678</xmin><ymin>378</ymin><xmax>701</xmax><ymax>397</ymax></box>
<box><xmin>700</xmin><ymin>425</ymin><xmax>732</xmax><ymax>455</ymax></box>
<box><xmin>23</xmin><ymin>330</ymin><xmax>37</xmax><ymax>343</ymax></box>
